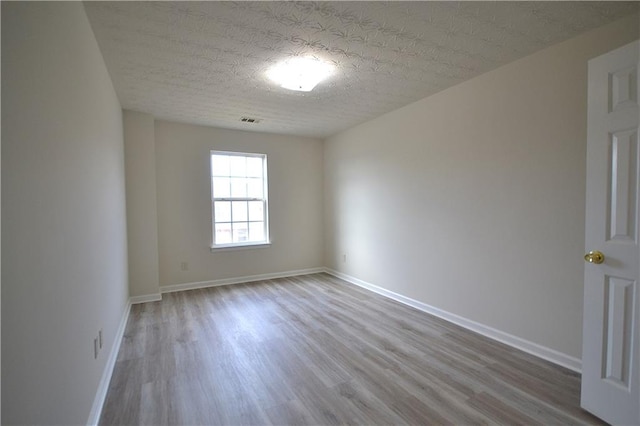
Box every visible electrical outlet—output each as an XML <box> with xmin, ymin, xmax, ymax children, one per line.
<box><xmin>180</xmin><ymin>261</ymin><xmax>188</xmax><ymax>271</ymax></box>
<box><xmin>342</xmin><ymin>254</ymin><xmax>347</xmax><ymax>263</ymax></box>
<box><xmin>98</xmin><ymin>329</ymin><xmax>103</xmax><ymax>349</ymax></box>
<box><xmin>94</xmin><ymin>338</ymin><xmax>99</xmax><ymax>359</ymax></box>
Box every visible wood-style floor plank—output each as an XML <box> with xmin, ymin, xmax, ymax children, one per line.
<box><xmin>100</xmin><ymin>273</ymin><xmax>603</xmax><ymax>425</ymax></box>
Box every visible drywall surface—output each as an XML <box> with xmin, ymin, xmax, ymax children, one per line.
<box><xmin>2</xmin><ymin>3</ymin><xmax>128</xmax><ymax>424</ymax></box>
<box><xmin>124</xmin><ymin>110</ymin><xmax>160</xmax><ymax>297</ymax></box>
<box><xmin>155</xmin><ymin>120</ymin><xmax>324</xmax><ymax>287</ymax></box>
<box><xmin>324</xmin><ymin>15</ymin><xmax>639</xmax><ymax>360</ymax></box>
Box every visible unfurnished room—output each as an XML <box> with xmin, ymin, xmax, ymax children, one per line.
<box><xmin>2</xmin><ymin>1</ymin><xmax>640</xmax><ymax>425</ymax></box>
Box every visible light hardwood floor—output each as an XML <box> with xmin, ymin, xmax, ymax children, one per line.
<box><xmin>100</xmin><ymin>273</ymin><xmax>603</xmax><ymax>425</ymax></box>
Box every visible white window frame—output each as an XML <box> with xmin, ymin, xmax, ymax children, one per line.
<box><xmin>210</xmin><ymin>150</ymin><xmax>270</xmax><ymax>250</ymax></box>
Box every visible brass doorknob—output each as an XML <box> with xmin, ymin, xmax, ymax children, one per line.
<box><xmin>584</xmin><ymin>250</ymin><xmax>605</xmax><ymax>264</ymax></box>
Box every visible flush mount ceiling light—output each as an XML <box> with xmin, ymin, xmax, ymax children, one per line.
<box><xmin>266</xmin><ymin>57</ymin><xmax>335</xmax><ymax>92</ymax></box>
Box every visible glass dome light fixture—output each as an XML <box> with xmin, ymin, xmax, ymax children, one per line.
<box><xmin>266</xmin><ymin>56</ymin><xmax>335</xmax><ymax>92</ymax></box>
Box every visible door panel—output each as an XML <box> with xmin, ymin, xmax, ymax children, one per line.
<box><xmin>602</xmin><ymin>276</ymin><xmax>634</xmax><ymax>387</ymax></box>
<box><xmin>582</xmin><ymin>40</ymin><xmax>639</xmax><ymax>425</ymax></box>
<box><xmin>609</xmin><ymin>129</ymin><xmax>637</xmax><ymax>242</ymax></box>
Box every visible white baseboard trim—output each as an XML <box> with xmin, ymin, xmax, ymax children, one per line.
<box><xmin>160</xmin><ymin>267</ymin><xmax>325</xmax><ymax>294</ymax></box>
<box><xmin>129</xmin><ymin>293</ymin><xmax>162</xmax><ymax>304</ymax></box>
<box><xmin>86</xmin><ymin>299</ymin><xmax>131</xmax><ymax>426</ymax></box>
<box><xmin>324</xmin><ymin>268</ymin><xmax>582</xmax><ymax>373</ymax></box>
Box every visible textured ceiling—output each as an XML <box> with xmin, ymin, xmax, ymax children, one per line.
<box><xmin>84</xmin><ymin>1</ymin><xmax>638</xmax><ymax>138</ymax></box>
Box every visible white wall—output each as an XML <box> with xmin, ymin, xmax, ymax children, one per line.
<box><xmin>324</xmin><ymin>15</ymin><xmax>639</xmax><ymax>360</ymax></box>
<box><xmin>124</xmin><ymin>110</ymin><xmax>160</xmax><ymax>298</ymax></box>
<box><xmin>155</xmin><ymin>120</ymin><xmax>324</xmax><ymax>288</ymax></box>
<box><xmin>2</xmin><ymin>3</ymin><xmax>128</xmax><ymax>424</ymax></box>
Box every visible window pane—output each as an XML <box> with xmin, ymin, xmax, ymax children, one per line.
<box><xmin>232</xmin><ymin>222</ymin><xmax>249</xmax><ymax>243</ymax></box>
<box><xmin>232</xmin><ymin>201</ymin><xmax>248</xmax><ymax>222</ymax></box>
<box><xmin>247</xmin><ymin>178</ymin><xmax>263</xmax><ymax>198</ymax></box>
<box><xmin>230</xmin><ymin>178</ymin><xmax>247</xmax><ymax>198</ymax></box>
<box><xmin>211</xmin><ymin>152</ymin><xmax>268</xmax><ymax>247</ymax></box>
<box><xmin>213</xmin><ymin>177</ymin><xmax>230</xmax><ymax>198</ymax></box>
<box><xmin>212</xmin><ymin>155</ymin><xmax>230</xmax><ymax>176</ymax></box>
<box><xmin>214</xmin><ymin>201</ymin><xmax>231</xmax><ymax>222</ymax></box>
<box><xmin>215</xmin><ymin>223</ymin><xmax>232</xmax><ymax>244</ymax></box>
<box><xmin>230</xmin><ymin>156</ymin><xmax>246</xmax><ymax>177</ymax></box>
<box><xmin>248</xmin><ymin>201</ymin><xmax>263</xmax><ymax>222</ymax></box>
<box><xmin>249</xmin><ymin>222</ymin><xmax>265</xmax><ymax>242</ymax></box>
<box><xmin>246</xmin><ymin>157</ymin><xmax>263</xmax><ymax>178</ymax></box>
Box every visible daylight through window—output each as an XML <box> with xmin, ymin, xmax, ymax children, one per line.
<box><xmin>211</xmin><ymin>151</ymin><xmax>269</xmax><ymax>248</ymax></box>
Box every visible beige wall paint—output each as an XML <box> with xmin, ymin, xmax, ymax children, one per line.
<box><xmin>124</xmin><ymin>110</ymin><xmax>160</xmax><ymax>297</ymax></box>
<box><xmin>324</xmin><ymin>15</ymin><xmax>639</xmax><ymax>359</ymax></box>
<box><xmin>155</xmin><ymin>120</ymin><xmax>324</xmax><ymax>287</ymax></box>
<box><xmin>2</xmin><ymin>3</ymin><xmax>128</xmax><ymax>424</ymax></box>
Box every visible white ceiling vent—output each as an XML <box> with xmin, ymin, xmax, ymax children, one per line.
<box><xmin>240</xmin><ymin>117</ymin><xmax>261</xmax><ymax>124</ymax></box>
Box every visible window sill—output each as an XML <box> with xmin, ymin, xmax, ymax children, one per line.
<box><xmin>210</xmin><ymin>242</ymin><xmax>271</xmax><ymax>252</ymax></box>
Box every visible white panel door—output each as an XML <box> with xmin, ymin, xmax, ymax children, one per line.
<box><xmin>582</xmin><ymin>40</ymin><xmax>639</xmax><ymax>425</ymax></box>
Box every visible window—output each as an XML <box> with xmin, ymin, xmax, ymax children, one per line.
<box><xmin>211</xmin><ymin>151</ymin><xmax>269</xmax><ymax>248</ymax></box>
